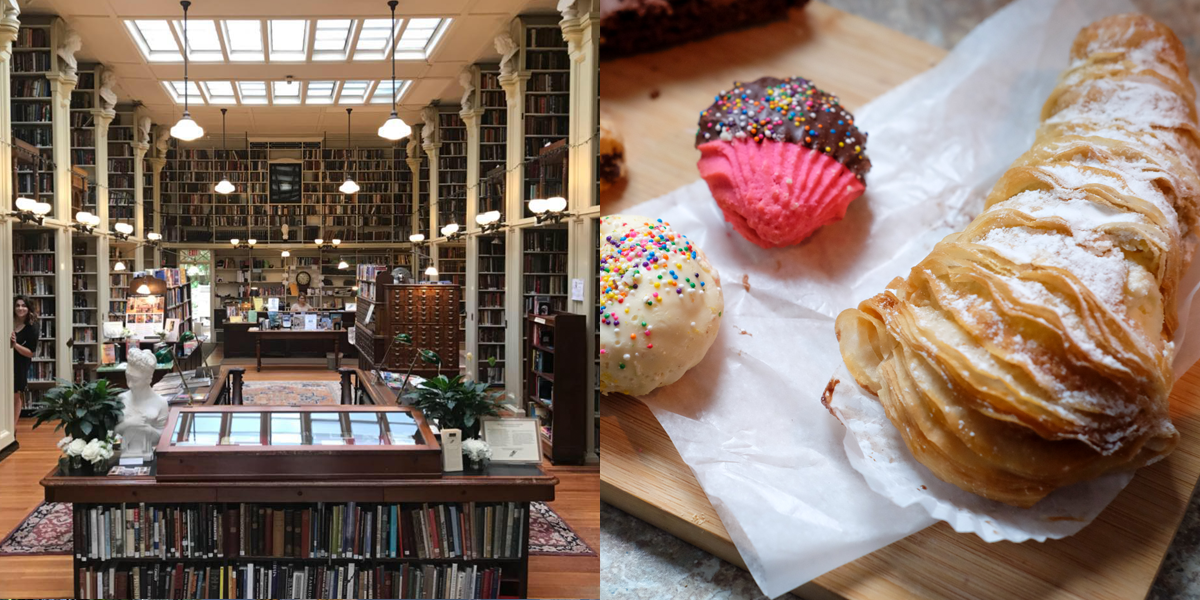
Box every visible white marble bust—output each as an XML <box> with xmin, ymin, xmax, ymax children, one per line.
<box><xmin>114</xmin><ymin>348</ymin><xmax>169</xmax><ymax>460</ymax></box>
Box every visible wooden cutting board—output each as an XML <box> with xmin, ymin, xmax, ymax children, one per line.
<box><xmin>599</xmin><ymin>3</ymin><xmax>1200</xmax><ymax>599</ymax></box>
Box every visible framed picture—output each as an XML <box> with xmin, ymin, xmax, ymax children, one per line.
<box><xmin>481</xmin><ymin>417</ymin><xmax>542</xmax><ymax>464</ymax></box>
<box><xmin>535</xmin><ymin>296</ymin><xmax>553</xmax><ymax>315</ymax></box>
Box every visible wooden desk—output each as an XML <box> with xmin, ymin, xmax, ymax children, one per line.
<box><xmin>249</xmin><ymin>328</ymin><xmax>341</xmax><ymax>371</ymax></box>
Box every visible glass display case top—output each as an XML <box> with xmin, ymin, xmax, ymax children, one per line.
<box><xmin>170</xmin><ymin>409</ymin><xmax>423</xmax><ymax>447</ymax></box>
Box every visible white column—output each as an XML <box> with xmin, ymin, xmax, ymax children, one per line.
<box><xmin>406</xmin><ymin>151</ymin><xmax>422</xmax><ymax>269</ymax></box>
<box><xmin>499</xmin><ymin>70</ymin><xmax>528</xmax><ymax>403</ymax></box>
<box><xmin>461</xmin><ymin>106</ymin><xmax>483</xmax><ymax>382</ymax></box>
<box><xmin>0</xmin><ymin>1</ymin><xmax>20</xmax><ymax>450</ymax></box>
<box><xmin>50</xmin><ymin>70</ymin><xmax>77</xmax><ymax>381</ymax></box>
<box><xmin>132</xmin><ymin>141</ymin><xmax>148</xmax><ymax>270</ymax></box>
<box><xmin>93</xmin><ymin>110</ymin><xmax>113</xmax><ymax>322</ymax></box>
<box><xmin>562</xmin><ymin>1</ymin><xmax>599</xmax><ymax>458</ymax></box>
<box><xmin>148</xmin><ymin>155</ymin><xmax>165</xmax><ymax>269</ymax></box>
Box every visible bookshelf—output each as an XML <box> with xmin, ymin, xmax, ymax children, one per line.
<box><xmin>12</xmin><ymin>22</ymin><xmax>56</xmax><ymax>209</ymax></box>
<box><xmin>109</xmin><ymin>108</ymin><xmax>136</xmax><ymax>228</ymax></box>
<box><xmin>438</xmin><ymin>244</ymin><xmax>467</xmax><ymax>334</ymax></box>
<box><xmin>524</xmin><ymin>312</ymin><xmax>587</xmax><ymax>464</ymax></box>
<box><xmin>13</xmin><ymin>228</ymin><xmax>57</xmax><ymax>409</ymax></box>
<box><xmin>418</xmin><ymin>147</ymin><xmax>431</xmax><ymax>237</ymax></box>
<box><xmin>143</xmin><ymin>151</ymin><xmax>154</xmax><ymax>235</ymax></box>
<box><xmin>71</xmin><ymin>235</ymin><xmax>100</xmax><ymax>382</ymax></box>
<box><xmin>438</xmin><ymin>110</ymin><xmax>467</xmax><ymax>230</ymax></box>
<box><xmin>593</xmin><ymin>219</ymin><xmax>601</xmax><ymax>453</ymax></box>
<box><xmin>521</xmin><ymin>227</ymin><xmax>568</xmax><ymax>315</ymax></box>
<box><xmin>520</xmin><ymin>20</ymin><xmax>570</xmax><ymax>217</ymax></box>
<box><xmin>394</xmin><ymin>141</ymin><xmax>415</xmax><ymax>239</ymax></box>
<box><xmin>109</xmin><ymin>246</ymin><xmax>130</xmax><ymax>318</ymax></box>
<box><xmin>477</xmin><ymin>235</ymin><xmax>506</xmax><ymax>387</ymax></box>
<box><xmin>478</xmin><ymin>64</ymin><xmax>507</xmax><ymax>219</ymax></box>
<box><xmin>69</xmin><ymin>65</ymin><xmax>97</xmax><ymax>214</ymax></box>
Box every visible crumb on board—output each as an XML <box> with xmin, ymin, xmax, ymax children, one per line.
<box><xmin>742</xmin><ymin>273</ymin><xmax>750</xmax><ymax>292</ymax></box>
<box><xmin>738</xmin><ymin>327</ymin><xmax>752</xmax><ymax>336</ymax></box>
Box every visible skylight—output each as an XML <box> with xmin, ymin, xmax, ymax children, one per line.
<box><xmin>222</xmin><ymin>20</ymin><xmax>264</xmax><ymax>62</ymax></box>
<box><xmin>237</xmin><ymin>81</ymin><xmax>268</xmax><ymax>105</ymax></box>
<box><xmin>268</xmin><ymin>20</ymin><xmax>308</xmax><ymax>61</ymax></box>
<box><xmin>164</xmin><ymin>81</ymin><xmax>203</xmax><ymax>104</ymax></box>
<box><xmin>126</xmin><ymin>20</ymin><xmax>181</xmax><ymax>62</ymax></box>
<box><xmin>395</xmin><ymin>18</ymin><xmax>450</xmax><ymax>60</ymax></box>
<box><xmin>127</xmin><ymin>17</ymin><xmax>452</xmax><ymax>63</ymax></box>
<box><xmin>353</xmin><ymin>18</ymin><xmax>401</xmax><ymax>60</ymax></box>
<box><xmin>305</xmin><ymin>81</ymin><xmax>338</xmax><ymax>104</ymax></box>
<box><xmin>172</xmin><ymin>19</ymin><xmax>223</xmax><ymax>62</ymax></box>
<box><xmin>370</xmin><ymin>80</ymin><xmax>411</xmax><ymax>104</ymax></box>
<box><xmin>272</xmin><ymin>80</ymin><xmax>302</xmax><ymax>104</ymax></box>
<box><xmin>338</xmin><ymin>80</ymin><xmax>372</xmax><ymax>104</ymax></box>
<box><xmin>313</xmin><ymin>20</ymin><xmax>354</xmax><ymax>61</ymax></box>
<box><xmin>201</xmin><ymin>81</ymin><xmax>237</xmax><ymax>104</ymax></box>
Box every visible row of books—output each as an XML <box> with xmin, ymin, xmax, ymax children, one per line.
<box><xmin>525</xmin><ymin>27</ymin><xmax>567</xmax><ymax>49</ymax></box>
<box><xmin>70</xmin><ymin>111</ymin><xmax>96</xmax><ymax>127</ymax></box>
<box><xmin>77</xmin><ymin>561</ymin><xmax>511</xmax><ymax>600</ymax></box>
<box><xmin>14</xmin><ymin>125</ymin><xmax>52</xmax><ymax>146</ymax></box>
<box><xmin>14</xmin><ymin>102</ymin><xmax>51</xmax><ymax>121</ymax></box>
<box><xmin>13</xmin><ymin>78</ymin><xmax>50</xmax><ymax>97</ymax></box>
<box><xmin>479</xmin><ymin>325</ymin><xmax>506</xmax><ymax>341</ymax></box>
<box><xmin>302</xmin><ymin>160</ymin><xmax>403</xmax><ymax>172</ymax></box>
<box><xmin>26</xmin><ymin>361</ymin><xmax>55</xmax><ymax>382</ymax></box>
<box><xmin>71</xmin><ymin>149</ymin><xmax>96</xmax><ymax>165</ymax></box>
<box><xmin>526</xmin><ymin>73</ymin><xmax>569</xmax><ymax>92</ymax></box>
<box><xmin>15</xmin><ymin>255</ymin><xmax>54</xmax><ymax>275</ymax></box>
<box><xmin>12</xmin><ymin>51</ymin><xmax>51</xmax><ymax>72</ymax></box>
<box><xmin>524</xmin><ymin>52</ymin><xmax>570</xmax><ymax>70</ymax></box>
<box><xmin>523</xmin><ymin>253</ymin><xmax>568</xmax><ymax>272</ymax></box>
<box><xmin>76</xmin><ymin>502</ymin><xmax>527</xmax><ymax>562</ymax></box>
<box><xmin>16</xmin><ymin>27</ymin><xmax>49</xmax><ymax>48</ymax></box>
<box><xmin>302</xmin><ymin>148</ymin><xmax>399</xmax><ymax>160</ymax></box>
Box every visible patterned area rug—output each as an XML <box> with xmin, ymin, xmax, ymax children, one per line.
<box><xmin>242</xmin><ymin>380</ymin><xmax>342</xmax><ymax>405</ymax></box>
<box><xmin>0</xmin><ymin>501</ymin><xmax>594</xmax><ymax>557</ymax></box>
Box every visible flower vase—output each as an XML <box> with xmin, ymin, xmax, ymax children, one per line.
<box><xmin>59</xmin><ymin>455</ymin><xmax>91</xmax><ymax>476</ymax></box>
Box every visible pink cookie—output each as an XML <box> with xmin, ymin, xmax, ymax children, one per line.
<box><xmin>695</xmin><ymin>76</ymin><xmax>871</xmax><ymax>248</ymax></box>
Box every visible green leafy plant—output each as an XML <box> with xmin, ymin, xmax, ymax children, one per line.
<box><xmin>404</xmin><ymin>375</ymin><xmax>500</xmax><ymax>440</ymax></box>
<box><xmin>392</xmin><ymin>332</ymin><xmax>442</xmax><ymax>384</ymax></box>
<box><xmin>31</xmin><ymin>378</ymin><xmax>126</xmax><ymax>442</ymax></box>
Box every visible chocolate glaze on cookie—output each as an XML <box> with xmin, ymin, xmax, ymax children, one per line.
<box><xmin>696</xmin><ymin>76</ymin><xmax>871</xmax><ymax>180</ymax></box>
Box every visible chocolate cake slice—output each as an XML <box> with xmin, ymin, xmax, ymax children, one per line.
<box><xmin>601</xmin><ymin>0</ymin><xmax>808</xmax><ymax>58</ymax></box>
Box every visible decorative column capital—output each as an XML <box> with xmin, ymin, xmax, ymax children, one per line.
<box><xmin>406</xmin><ymin>157</ymin><xmax>421</xmax><ymax>174</ymax></box>
<box><xmin>498</xmin><ymin>71</ymin><xmax>527</xmax><ymax>102</ymax></box>
<box><xmin>92</xmin><ymin>108</ymin><xmax>116</xmax><ymax>129</ymax></box>
<box><xmin>148</xmin><ymin>155</ymin><xmax>167</xmax><ymax>175</ymax></box>
<box><xmin>559</xmin><ymin>13</ymin><xmax>595</xmax><ymax>62</ymax></box>
<box><xmin>459</xmin><ymin>107</ymin><xmax>484</xmax><ymax>127</ymax></box>
<box><xmin>133</xmin><ymin>141</ymin><xmax>149</xmax><ymax>160</ymax></box>
<box><xmin>0</xmin><ymin>0</ymin><xmax>20</xmax><ymax>63</ymax></box>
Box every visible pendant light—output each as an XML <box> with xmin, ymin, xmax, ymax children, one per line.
<box><xmin>339</xmin><ymin>108</ymin><xmax>360</xmax><ymax>194</ymax></box>
<box><xmin>169</xmin><ymin>1</ymin><xmax>204</xmax><ymax>141</ymax></box>
<box><xmin>214</xmin><ymin>108</ymin><xmax>234</xmax><ymax>194</ymax></box>
<box><xmin>377</xmin><ymin>0</ymin><xmax>411</xmax><ymax>141</ymax></box>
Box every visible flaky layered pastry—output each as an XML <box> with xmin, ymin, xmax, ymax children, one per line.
<box><xmin>835</xmin><ymin>14</ymin><xmax>1200</xmax><ymax>508</ymax></box>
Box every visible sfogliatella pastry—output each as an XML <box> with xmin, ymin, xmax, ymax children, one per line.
<box><xmin>835</xmin><ymin>14</ymin><xmax>1199</xmax><ymax>508</ymax></box>
<box><xmin>599</xmin><ymin>215</ymin><xmax>724</xmax><ymax>396</ymax></box>
<box><xmin>696</xmin><ymin>76</ymin><xmax>871</xmax><ymax>248</ymax></box>
<box><xmin>599</xmin><ymin>117</ymin><xmax>626</xmax><ymax>192</ymax></box>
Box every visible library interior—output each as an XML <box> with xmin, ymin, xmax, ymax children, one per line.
<box><xmin>0</xmin><ymin>1</ymin><xmax>600</xmax><ymax>599</ymax></box>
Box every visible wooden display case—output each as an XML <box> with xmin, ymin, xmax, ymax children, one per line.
<box><xmin>155</xmin><ymin>405</ymin><xmax>441</xmax><ymax>481</ymax></box>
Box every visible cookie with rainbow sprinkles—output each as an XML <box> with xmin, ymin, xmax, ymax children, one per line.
<box><xmin>599</xmin><ymin>215</ymin><xmax>724</xmax><ymax>396</ymax></box>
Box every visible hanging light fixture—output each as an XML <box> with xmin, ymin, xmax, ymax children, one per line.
<box><xmin>424</xmin><ymin>266</ymin><xmax>438</xmax><ymax>280</ymax></box>
<box><xmin>113</xmin><ymin>260</ymin><xmax>126</xmax><ymax>272</ymax></box>
<box><xmin>340</xmin><ymin>108</ymin><xmax>360</xmax><ymax>194</ymax></box>
<box><xmin>281</xmin><ymin>250</ymin><xmax>291</xmax><ymax>258</ymax></box>
<box><xmin>377</xmin><ymin>0</ymin><xmax>411</xmax><ymax>141</ymax></box>
<box><xmin>169</xmin><ymin>1</ymin><xmax>204</xmax><ymax>141</ymax></box>
<box><xmin>214</xmin><ymin>108</ymin><xmax>235</xmax><ymax>194</ymax></box>
<box><xmin>337</xmin><ymin>258</ymin><xmax>350</xmax><ymax>270</ymax></box>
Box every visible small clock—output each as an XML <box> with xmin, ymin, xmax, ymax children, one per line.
<box><xmin>296</xmin><ymin>271</ymin><xmax>312</xmax><ymax>286</ymax></box>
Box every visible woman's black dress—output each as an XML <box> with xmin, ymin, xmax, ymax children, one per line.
<box><xmin>13</xmin><ymin>322</ymin><xmax>39</xmax><ymax>392</ymax></box>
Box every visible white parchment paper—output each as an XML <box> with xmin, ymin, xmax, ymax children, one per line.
<box><xmin>626</xmin><ymin>0</ymin><xmax>1200</xmax><ymax>596</ymax></box>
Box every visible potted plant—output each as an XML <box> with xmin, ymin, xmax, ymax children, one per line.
<box><xmin>404</xmin><ymin>375</ymin><xmax>501</xmax><ymax>441</ymax></box>
<box><xmin>374</xmin><ymin>332</ymin><xmax>442</xmax><ymax>399</ymax></box>
<box><xmin>32</xmin><ymin>379</ymin><xmax>127</xmax><ymax>476</ymax></box>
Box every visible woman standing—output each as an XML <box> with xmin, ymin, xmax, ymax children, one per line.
<box><xmin>11</xmin><ymin>296</ymin><xmax>39</xmax><ymax>426</ymax></box>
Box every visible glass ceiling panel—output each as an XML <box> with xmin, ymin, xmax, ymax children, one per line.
<box><xmin>269</xmin><ymin>19</ymin><xmax>308</xmax><ymax>61</ymax></box>
<box><xmin>305</xmin><ymin>81</ymin><xmax>337</xmax><ymax>104</ymax></box>
<box><xmin>201</xmin><ymin>81</ymin><xmax>236</xmax><ymax>104</ymax></box>
<box><xmin>172</xmin><ymin>19</ymin><xmax>223</xmax><ymax>62</ymax></box>
<box><xmin>370</xmin><ymin>80</ymin><xmax>410</xmax><ymax>104</ymax></box>
<box><xmin>354</xmin><ymin>18</ymin><xmax>401</xmax><ymax>60</ymax></box>
<box><xmin>164</xmin><ymin>80</ymin><xmax>204</xmax><ymax>104</ymax></box>
<box><xmin>313</xmin><ymin>19</ymin><xmax>353</xmax><ymax>60</ymax></box>
<box><xmin>237</xmin><ymin>81</ymin><xmax>268</xmax><ymax>105</ymax></box>
<box><xmin>127</xmin><ymin>20</ymin><xmax>182</xmax><ymax>62</ymax></box>
<box><xmin>272</xmin><ymin>80</ymin><xmax>302</xmax><ymax>104</ymax></box>
<box><xmin>222</xmin><ymin>20</ymin><xmax>264</xmax><ymax>61</ymax></box>
<box><xmin>338</xmin><ymin>80</ymin><xmax>372</xmax><ymax>104</ymax></box>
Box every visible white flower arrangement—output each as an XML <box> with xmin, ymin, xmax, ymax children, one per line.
<box><xmin>462</xmin><ymin>438</ymin><xmax>492</xmax><ymax>463</ymax></box>
<box><xmin>57</xmin><ymin>434</ymin><xmax>119</xmax><ymax>465</ymax></box>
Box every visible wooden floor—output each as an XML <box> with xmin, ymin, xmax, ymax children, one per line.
<box><xmin>0</xmin><ymin>366</ymin><xmax>599</xmax><ymax>599</ymax></box>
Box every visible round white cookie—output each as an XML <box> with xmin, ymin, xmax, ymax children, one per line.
<box><xmin>599</xmin><ymin>215</ymin><xmax>723</xmax><ymax>396</ymax></box>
